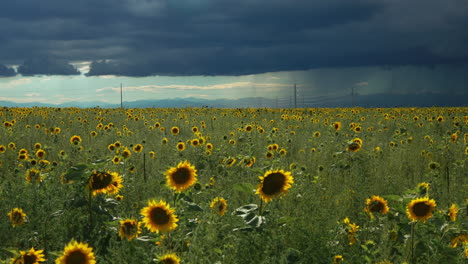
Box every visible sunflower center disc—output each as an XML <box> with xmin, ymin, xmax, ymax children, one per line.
<box><xmin>151</xmin><ymin>207</ymin><xmax>170</xmax><ymax>225</ymax></box>
<box><xmin>262</xmin><ymin>172</ymin><xmax>286</xmax><ymax>195</ymax></box>
<box><xmin>65</xmin><ymin>251</ymin><xmax>87</xmax><ymax>264</ymax></box>
<box><xmin>370</xmin><ymin>202</ymin><xmax>383</xmax><ymax>212</ymax></box>
<box><xmin>413</xmin><ymin>202</ymin><xmax>430</xmax><ymax>217</ymax></box>
<box><xmin>90</xmin><ymin>173</ymin><xmax>113</xmax><ymax>189</ymax></box>
<box><xmin>23</xmin><ymin>254</ymin><xmax>37</xmax><ymax>264</ymax></box>
<box><xmin>172</xmin><ymin>168</ymin><xmax>190</xmax><ymax>184</ymax></box>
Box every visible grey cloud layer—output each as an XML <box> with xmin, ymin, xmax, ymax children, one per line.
<box><xmin>1</xmin><ymin>0</ymin><xmax>467</xmax><ymax>76</ymax></box>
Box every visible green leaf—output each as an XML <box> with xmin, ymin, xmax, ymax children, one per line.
<box><xmin>232</xmin><ymin>227</ymin><xmax>254</xmax><ymax>232</ymax></box>
<box><xmin>182</xmin><ymin>200</ymin><xmax>203</xmax><ymax>211</ymax></box>
<box><xmin>233</xmin><ymin>204</ymin><xmax>258</xmax><ymax>216</ymax></box>
<box><xmin>382</xmin><ymin>195</ymin><xmax>403</xmax><ymax>202</ymax></box>
<box><xmin>233</xmin><ymin>183</ymin><xmax>255</xmax><ymax>195</ymax></box>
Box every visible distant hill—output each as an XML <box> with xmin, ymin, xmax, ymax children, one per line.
<box><xmin>0</xmin><ymin>93</ymin><xmax>466</xmax><ymax>108</ymax></box>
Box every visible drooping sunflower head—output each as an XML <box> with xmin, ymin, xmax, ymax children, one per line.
<box><xmin>87</xmin><ymin>171</ymin><xmax>123</xmax><ymax>196</ymax></box>
<box><xmin>118</xmin><ymin>219</ymin><xmax>141</xmax><ymax>241</ymax></box>
<box><xmin>210</xmin><ymin>197</ymin><xmax>228</xmax><ymax>216</ymax></box>
<box><xmin>447</xmin><ymin>203</ymin><xmax>458</xmax><ymax>222</ymax></box>
<box><xmin>256</xmin><ymin>169</ymin><xmax>294</xmax><ymax>203</ymax></box>
<box><xmin>122</xmin><ymin>148</ymin><xmax>132</xmax><ymax>159</ymax></box>
<box><xmin>8</xmin><ymin>208</ymin><xmax>26</xmax><ymax>227</ymax></box>
<box><xmin>158</xmin><ymin>253</ymin><xmax>181</xmax><ymax>264</ymax></box>
<box><xmin>347</xmin><ymin>142</ymin><xmax>361</xmax><ymax>152</ymax></box>
<box><xmin>417</xmin><ymin>182</ymin><xmax>430</xmax><ymax>196</ymax></box>
<box><xmin>55</xmin><ymin>240</ymin><xmax>96</xmax><ymax>264</ymax></box>
<box><xmin>406</xmin><ymin>197</ymin><xmax>437</xmax><ymax>223</ymax></box>
<box><xmin>364</xmin><ymin>196</ymin><xmax>389</xmax><ymax>218</ymax></box>
<box><xmin>140</xmin><ymin>200</ymin><xmax>178</xmax><ymax>233</ymax></box>
<box><xmin>165</xmin><ymin>160</ymin><xmax>197</xmax><ymax>192</ymax></box>
<box><xmin>26</xmin><ymin>168</ymin><xmax>42</xmax><ymax>183</ymax></box>
<box><xmin>11</xmin><ymin>248</ymin><xmax>46</xmax><ymax>264</ymax></box>
<box><xmin>69</xmin><ymin>135</ymin><xmax>82</xmax><ymax>145</ymax></box>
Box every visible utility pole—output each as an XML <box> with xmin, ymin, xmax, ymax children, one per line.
<box><xmin>120</xmin><ymin>83</ymin><xmax>123</xmax><ymax>108</ymax></box>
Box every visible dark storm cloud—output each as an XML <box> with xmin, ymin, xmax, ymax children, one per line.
<box><xmin>18</xmin><ymin>57</ymin><xmax>80</xmax><ymax>76</ymax></box>
<box><xmin>0</xmin><ymin>64</ymin><xmax>16</xmax><ymax>77</ymax></box>
<box><xmin>1</xmin><ymin>0</ymin><xmax>467</xmax><ymax>76</ymax></box>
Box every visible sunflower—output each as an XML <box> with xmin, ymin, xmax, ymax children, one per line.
<box><xmin>406</xmin><ymin>197</ymin><xmax>437</xmax><ymax>223</ymax></box>
<box><xmin>87</xmin><ymin>171</ymin><xmax>123</xmax><ymax>196</ymax></box>
<box><xmin>107</xmin><ymin>144</ymin><xmax>116</xmax><ymax>152</ymax></box>
<box><xmin>206</xmin><ymin>143</ymin><xmax>213</xmax><ymax>150</ymax></box>
<box><xmin>192</xmin><ymin>126</ymin><xmax>198</xmax><ymax>133</ymax></box>
<box><xmin>0</xmin><ymin>145</ymin><xmax>6</xmax><ymax>153</ymax></box>
<box><xmin>140</xmin><ymin>200</ymin><xmax>178</xmax><ymax>233</ymax></box>
<box><xmin>191</xmin><ymin>139</ymin><xmax>200</xmax><ymax>147</ymax></box>
<box><xmin>118</xmin><ymin>219</ymin><xmax>141</xmax><ymax>241</ymax></box>
<box><xmin>55</xmin><ymin>241</ymin><xmax>96</xmax><ymax>264</ymax></box>
<box><xmin>90</xmin><ymin>131</ymin><xmax>98</xmax><ymax>137</ymax></box>
<box><xmin>8</xmin><ymin>208</ymin><xmax>26</xmax><ymax>227</ymax></box>
<box><xmin>347</xmin><ymin>142</ymin><xmax>361</xmax><ymax>152</ymax></box>
<box><xmin>165</xmin><ymin>160</ymin><xmax>197</xmax><ymax>192</ymax></box>
<box><xmin>10</xmin><ymin>248</ymin><xmax>46</xmax><ymax>264</ymax></box>
<box><xmin>171</xmin><ymin>126</ymin><xmax>180</xmax><ymax>135</ymax></box>
<box><xmin>121</xmin><ymin>148</ymin><xmax>132</xmax><ymax>159</ymax></box>
<box><xmin>34</xmin><ymin>143</ymin><xmax>42</xmax><ymax>150</ymax></box>
<box><xmin>450</xmin><ymin>234</ymin><xmax>468</xmax><ymax>248</ymax></box>
<box><xmin>114</xmin><ymin>141</ymin><xmax>122</xmax><ymax>148</ymax></box>
<box><xmin>333</xmin><ymin>122</ymin><xmax>342</xmax><ymax>132</ymax></box>
<box><xmin>149</xmin><ymin>151</ymin><xmax>156</xmax><ymax>159</ymax></box>
<box><xmin>35</xmin><ymin>149</ymin><xmax>46</xmax><ymax>159</ymax></box>
<box><xmin>158</xmin><ymin>253</ymin><xmax>181</xmax><ymax>264</ymax></box>
<box><xmin>26</xmin><ymin>168</ymin><xmax>42</xmax><ymax>183</ymax></box>
<box><xmin>245</xmin><ymin>124</ymin><xmax>253</xmax><ymax>132</ymax></box>
<box><xmin>210</xmin><ymin>197</ymin><xmax>228</xmax><ymax>216</ymax></box>
<box><xmin>333</xmin><ymin>255</ymin><xmax>344</xmax><ymax>264</ymax></box>
<box><xmin>112</xmin><ymin>156</ymin><xmax>120</xmax><ymax>164</ymax></box>
<box><xmin>417</xmin><ymin>182</ymin><xmax>430</xmax><ymax>196</ymax></box>
<box><xmin>176</xmin><ymin>142</ymin><xmax>185</xmax><ymax>151</ymax></box>
<box><xmin>225</xmin><ymin>157</ymin><xmax>236</xmax><ymax>167</ymax></box>
<box><xmin>256</xmin><ymin>169</ymin><xmax>294</xmax><ymax>203</ymax></box>
<box><xmin>228</xmin><ymin>139</ymin><xmax>236</xmax><ymax>145</ymax></box>
<box><xmin>69</xmin><ymin>135</ymin><xmax>82</xmax><ymax>145</ymax></box>
<box><xmin>364</xmin><ymin>196</ymin><xmax>389</xmax><ymax>219</ymax></box>
<box><xmin>447</xmin><ymin>204</ymin><xmax>458</xmax><ymax>222</ymax></box>
<box><xmin>133</xmin><ymin>144</ymin><xmax>143</xmax><ymax>153</ymax></box>
<box><xmin>9</xmin><ymin>142</ymin><xmax>16</xmax><ymax>150</ymax></box>
<box><xmin>279</xmin><ymin>148</ymin><xmax>287</xmax><ymax>156</ymax></box>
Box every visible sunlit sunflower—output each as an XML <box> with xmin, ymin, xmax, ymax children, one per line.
<box><xmin>140</xmin><ymin>200</ymin><xmax>178</xmax><ymax>233</ymax></box>
<box><xmin>87</xmin><ymin>171</ymin><xmax>123</xmax><ymax>196</ymax></box>
<box><xmin>176</xmin><ymin>142</ymin><xmax>186</xmax><ymax>151</ymax></box>
<box><xmin>165</xmin><ymin>160</ymin><xmax>197</xmax><ymax>192</ymax></box>
<box><xmin>118</xmin><ymin>219</ymin><xmax>141</xmax><ymax>241</ymax></box>
<box><xmin>26</xmin><ymin>168</ymin><xmax>42</xmax><ymax>183</ymax></box>
<box><xmin>133</xmin><ymin>144</ymin><xmax>143</xmax><ymax>153</ymax></box>
<box><xmin>158</xmin><ymin>253</ymin><xmax>181</xmax><ymax>264</ymax></box>
<box><xmin>206</xmin><ymin>143</ymin><xmax>213</xmax><ymax>150</ymax></box>
<box><xmin>0</xmin><ymin>145</ymin><xmax>6</xmax><ymax>153</ymax></box>
<box><xmin>8</xmin><ymin>208</ymin><xmax>26</xmax><ymax>227</ymax></box>
<box><xmin>171</xmin><ymin>126</ymin><xmax>180</xmax><ymax>135</ymax></box>
<box><xmin>406</xmin><ymin>197</ymin><xmax>437</xmax><ymax>223</ymax></box>
<box><xmin>364</xmin><ymin>195</ymin><xmax>389</xmax><ymax>219</ymax></box>
<box><xmin>256</xmin><ymin>169</ymin><xmax>294</xmax><ymax>203</ymax></box>
<box><xmin>69</xmin><ymin>135</ymin><xmax>82</xmax><ymax>145</ymax></box>
<box><xmin>107</xmin><ymin>144</ymin><xmax>116</xmax><ymax>152</ymax></box>
<box><xmin>10</xmin><ymin>248</ymin><xmax>46</xmax><ymax>264</ymax></box>
<box><xmin>447</xmin><ymin>203</ymin><xmax>458</xmax><ymax>222</ymax></box>
<box><xmin>34</xmin><ymin>143</ymin><xmax>42</xmax><ymax>150</ymax></box>
<box><xmin>333</xmin><ymin>122</ymin><xmax>342</xmax><ymax>132</ymax></box>
<box><xmin>55</xmin><ymin>240</ymin><xmax>96</xmax><ymax>264</ymax></box>
<box><xmin>244</xmin><ymin>124</ymin><xmax>253</xmax><ymax>132</ymax></box>
<box><xmin>191</xmin><ymin>139</ymin><xmax>200</xmax><ymax>147</ymax></box>
<box><xmin>112</xmin><ymin>156</ymin><xmax>120</xmax><ymax>164</ymax></box>
<box><xmin>228</xmin><ymin>139</ymin><xmax>236</xmax><ymax>145</ymax></box>
<box><xmin>210</xmin><ymin>197</ymin><xmax>228</xmax><ymax>216</ymax></box>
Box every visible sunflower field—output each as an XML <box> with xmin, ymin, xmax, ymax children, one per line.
<box><xmin>0</xmin><ymin>106</ymin><xmax>467</xmax><ymax>264</ymax></box>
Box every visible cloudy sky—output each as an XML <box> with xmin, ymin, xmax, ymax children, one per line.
<box><xmin>0</xmin><ymin>0</ymin><xmax>467</xmax><ymax>106</ymax></box>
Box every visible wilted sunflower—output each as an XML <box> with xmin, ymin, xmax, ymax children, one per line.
<box><xmin>447</xmin><ymin>204</ymin><xmax>458</xmax><ymax>222</ymax></box>
<box><xmin>158</xmin><ymin>253</ymin><xmax>181</xmax><ymax>264</ymax></box>
<box><xmin>8</xmin><ymin>208</ymin><xmax>26</xmax><ymax>227</ymax></box>
<box><xmin>26</xmin><ymin>168</ymin><xmax>42</xmax><ymax>183</ymax></box>
<box><xmin>69</xmin><ymin>135</ymin><xmax>82</xmax><ymax>145</ymax></box>
<box><xmin>165</xmin><ymin>160</ymin><xmax>197</xmax><ymax>192</ymax></box>
<box><xmin>417</xmin><ymin>182</ymin><xmax>430</xmax><ymax>196</ymax></box>
<box><xmin>55</xmin><ymin>240</ymin><xmax>96</xmax><ymax>264</ymax></box>
<box><xmin>406</xmin><ymin>197</ymin><xmax>437</xmax><ymax>223</ymax></box>
<box><xmin>364</xmin><ymin>196</ymin><xmax>389</xmax><ymax>219</ymax></box>
<box><xmin>140</xmin><ymin>200</ymin><xmax>178</xmax><ymax>233</ymax></box>
<box><xmin>210</xmin><ymin>197</ymin><xmax>228</xmax><ymax>216</ymax></box>
<box><xmin>87</xmin><ymin>171</ymin><xmax>123</xmax><ymax>196</ymax></box>
<box><xmin>333</xmin><ymin>122</ymin><xmax>342</xmax><ymax>132</ymax></box>
<box><xmin>118</xmin><ymin>219</ymin><xmax>141</xmax><ymax>241</ymax></box>
<box><xmin>10</xmin><ymin>248</ymin><xmax>46</xmax><ymax>264</ymax></box>
<box><xmin>256</xmin><ymin>169</ymin><xmax>294</xmax><ymax>203</ymax></box>
<box><xmin>122</xmin><ymin>148</ymin><xmax>132</xmax><ymax>159</ymax></box>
